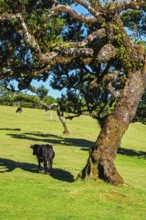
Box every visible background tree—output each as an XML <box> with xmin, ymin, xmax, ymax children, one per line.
<box><xmin>29</xmin><ymin>85</ymin><xmax>70</xmax><ymax>134</ymax></box>
<box><xmin>0</xmin><ymin>82</ymin><xmax>15</xmax><ymax>105</ymax></box>
<box><xmin>0</xmin><ymin>82</ymin><xmax>57</xmax><ymax>108</ymax></box>
<box><xmin>0</xmin><ymin>0</ymin><xmax>146</xmax><ymax>185</ymax></box>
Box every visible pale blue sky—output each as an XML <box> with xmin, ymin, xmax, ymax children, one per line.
<box><xmin>31</xmin><ymin>78</ymin><xmax>62</xmax><ymax>98</ymax></box>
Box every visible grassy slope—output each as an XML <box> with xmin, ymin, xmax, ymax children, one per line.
<box><xmin>0</xmin><ymin>105</ymin><xmax>146</xmax><ymax>220</ymax></box>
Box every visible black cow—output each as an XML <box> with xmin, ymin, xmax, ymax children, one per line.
<box><xmin>16</xmin><ymin>107</ymin><xmax>22</xmax><ymax>113</ymax></box>
<box><xmin>30</xmin><ymin>144</ymin><xmax>55</xmax><ymax>175</ymax></box>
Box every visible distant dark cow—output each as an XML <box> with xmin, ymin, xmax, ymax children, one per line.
<box><xmin>43</xmin><ymin>106</ymin><xmax>49</xmax><ymax>112</ymax></box>
<box><xmin>16</xmin><ymin>107</ymin><xmax>22</xmax><ymax>113</ymax></box>
<box><xmin>30</xmin><ymin>144</ymin><xmax>55</xmax><ymax>175</ymax></box>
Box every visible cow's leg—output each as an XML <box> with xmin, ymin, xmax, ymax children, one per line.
<box><xmin>37</xmin><ymin>159</ymin><xmax>41</xmax><ymax>173</ymax></box>
<box><xmin>47</xmin><ymin>160</ymin><xmax>53</xmax><ymax>175</ymax></box>
<box><xmin>43</xmin><ymin>156</ymin><xmax>48</xmax><ymax>174</ymax></box>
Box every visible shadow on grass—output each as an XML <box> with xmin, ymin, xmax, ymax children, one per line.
<box><xmin>0</xmin><ymin>157</ymin><xmax>37</xmax><ymax>173</ymax></box>
<box><xmin>0</xmin><ymin>128</ymin><xmax>21</xmax><ymax>131</ymax></box>
<box><xmin>118</xmin><ymin>147</ymin><xmax>146</xmax><ymax>159</ymax></box>
<box><xmin>6</xmin><ymin>132</ymin><xmax>94</xmax><ymax>149</ymax></box>
<box><xmin>52</xmin><ymin>168</ymin><xmax>74</xmax><ymax>182</ymax></box>
<box><xmin>82</xmin><ymin>147</ymin><xmax>146</xmax><ymax>159</ymax></box>
<box><xmin>0</xmin><ymin>158</ymin><xmax>74</xmax><ymax>182</ymax></box>
<box><xmin>5</xmin><ymin>130</ymin><xmax>146</xmax><ymax>159</ymax></box>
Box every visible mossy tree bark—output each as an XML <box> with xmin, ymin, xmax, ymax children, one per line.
<box><xmin>78</xmin><ymin>66</ymin><xmax>146</xmax><ymax>185</ymax></box>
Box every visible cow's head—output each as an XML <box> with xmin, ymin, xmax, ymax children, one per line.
<box><xmin>30</xmin><ymin>144</ymin><xmax>40</xmax><ymax>155</ymax></box>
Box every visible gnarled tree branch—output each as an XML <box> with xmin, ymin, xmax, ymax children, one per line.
<box><xmin>74</xmin><ymin>0</ymin><xmax>104</xmax><ymax>18</ymax></box>
<box><xmin>109</xmin><ymin>1</ymin><xmax>146</xmax><ymax>15</ymax></box>
<box><xmin>47</xmin><ymin>4</ymin><xmax>101</xmax><ymax>24</ymax></box>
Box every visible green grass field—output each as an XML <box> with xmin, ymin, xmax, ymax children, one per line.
<box><xmin>0</xmin><ymin>105</ymin><xmax>146</xmax><ymax>220</ymax></box>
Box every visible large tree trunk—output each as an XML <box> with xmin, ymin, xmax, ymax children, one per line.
<box><xmin>78</xmin><ymin>66</ymin><xmax>146</xmax><ymax>185</ymax></box>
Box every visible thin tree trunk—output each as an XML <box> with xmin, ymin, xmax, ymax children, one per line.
<box><xmin>38</xmin><ymin>100</ymin><xmax>70</xmax><ymax>134</ymax></box>
<box><xmin>78</xmin><ymin>65</ymin><xmax>146</xmax><ymax>185</ymax></box>
<box><xmin>57</xmin><ymin>109</ymin><xmax>70</xmax><ymax>134</ymax></box>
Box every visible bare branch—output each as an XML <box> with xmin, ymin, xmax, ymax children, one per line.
<box><xmin>104</xmin><ymin>71</ymin><xmax>119</xmax><ymax>81</ymax></box>
<box><xmin>90</xmin><ymin>76</ymin><xmax>98</xmax><ymax>89</ymax></box>
<box><xmin>0</xmin><ymin>12</ymin><xmax>106</xmax><ymax>68</ymax></box>
<box><xmin>97</xmin><ymin>44</ymin><xmax>117</xmax><ymax>63</ymax></box>
<box><xmin>106</xmin><ymin>82</ymin><xmax>118</xmax><ymax>98</ymax></box>
<box><xmin>73</xmin><ymin>0</ymin><xmax>104</xmax><ymax>18</ymax></box>
<box><xmin>0</xmin><ymin>13</ymin><xmax>42</xmax><ymax>54</ymax></box>
<box><xmin>105</xmin><ymin>71</ymin><xmax>119</xmax><ymax>98</ymax></box>
<box><xmin>39</xmin><ymin>101</ymin><xmax>58</xmax><ymax>110</ymax></box>
<box><xmin>55</xmin><ymin>28</ymin><xmax>106</xmax><ymax>50</ymax></box>
<box><xmin>65</xmin><ymin>113</ymin><xmax>81</xmax><ymax>120</ymax></box>
<box><xmin>108</xmin><ymin>1</ymin><xmax>146</xmax><ymax>15</ymax></box>
<box><xmin>17</xmin><ymin>14</ymin><xmax>41</xmax><ymax>53</ymax></box>
<box><xmin>46</xmin><ymin>4</ymin><xmax>101</xmax><ymax>24</ymax></box>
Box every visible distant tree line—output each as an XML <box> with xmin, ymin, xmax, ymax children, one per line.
<box><xmin>0</xmin><ymin>83</ymin><xmax>57</xmax><ymax>109</ymax></box>
<box><xmin>0</xmin><ymin>82</ymin><xmax>145</xmax><ymax>124</ymax></box>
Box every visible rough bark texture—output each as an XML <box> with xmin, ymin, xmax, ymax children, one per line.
<box><xmin>78</xmin><ymin>66</ymin><xmax>146</xmax><ymax>185</ymax></box>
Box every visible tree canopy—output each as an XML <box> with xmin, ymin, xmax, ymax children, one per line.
<box><xmin>0</xmin><ymin>0</ymin><xmax>146</xmax><ymax>121</ymax></box>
